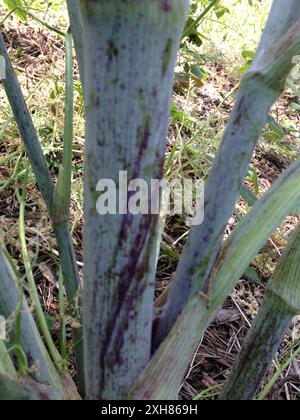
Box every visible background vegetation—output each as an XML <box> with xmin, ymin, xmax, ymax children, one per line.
<box><xmin>0</xmin><ymin>0</ymin><xmax>299</xmax><ymax>399</ymax></box>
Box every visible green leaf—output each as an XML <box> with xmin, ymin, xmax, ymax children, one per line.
<box><xmin>241</xmin><ymin>185</ymin><xmax>258</xmax><ymax>207</ymax></box>
<box><xmin>247</xmin><ymin>168</ymin><xmax>259</xmax><ymax>195</ymax></box>
<box><xmin>3</xmin><ymin>0</ymin><xmax>27</xmax><ymax>21</ymax></box>
<box><xmin>161</xmin><ymin>243</ymin><xmax>179</xmax><ymax>261</ymax></box>
<box><xmin>267</xmin><ymin>114</ymin><xmax>285</xmax><ymax>137</ymax></box>
<box><xmin>242</xmin><ymin>50</ymin><xmax>255</xmax><ymax>60</ymax></box>
<box><xmin>44</xmin><ymin>313</ymin><xmax>56</xmax><ymax>330</ymax></box>
<box><xmin>243</xmin><ymin>266</ymin><xmax>260</xmax><ymax>283</ymax></box>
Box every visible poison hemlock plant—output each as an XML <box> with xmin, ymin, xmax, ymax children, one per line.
<box><xmin>0</xmin><ymin>0</ymin><xmax>299</xmax><ymax>400</ymax></box>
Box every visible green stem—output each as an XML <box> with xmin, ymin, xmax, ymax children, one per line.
<box><xmin>0</xmin><ymin>30</ymin><xmax>54</xmax><ymax>213</ymax></box>
<box><xmin>52</xmin><ymin>29</ymin><xmax>85</xmax><ymax>393</ymax></box>
<box><xmin>18</xmin><ymin>7</ymin><xmax>65</xmax><ymax>37</ymax></box>
<box><xmin>14</xmin><ymin>243</ymin><xmax>29</xmax><ymax>376</ymax></box>
<box><xmin>219</xmin><ymin>294</ymin><xmax>294</xmax><ymax>400</ymax></box>
<box><xmin>0</xmin><ymin>248</ymin><xmax>65</xmax><ymax>394</ymax></box>
<box><xmin>59</xmin><ymin>270</ymin><xmax>67</xmax><ymax>364</ymax></box>
<box><xmin>130</xmin><ymin>157</ymin><xmax>300</xmax><ymax>399</ymax></box>
<box><xmin>54</xmin><ymin>28</ymin><xmax>74</xmax><ymax>224</ymax></box>
<box><xmin>17</xmin><ymin>173</ymin><xmax>63</xmax><ymax>373</ymax></box>
<box><xmin>258</xmin><ymin>339</ymin><xmax>300</xmax><ymax>400</ymax></box>
<box><xmin>0</xmin><ymin>341</ymin><xmax>17</xmax><ymax>378</ymax></box>
<box><xmin>220</xmin><ymin>224</ymin><xmax>300</xmax><ymax>400</ymax></box>
<box><xmin>0</xmin><ymin>373</ymin><xmax>61</xmax><ymax>400</ymax></box>
<box><xmin>153</xmin><ymin>6</ymin><xmax>300</xmax><ymax>350</ymax></box>
<box><xmin>0</xmin><ymin>152</ymin><xmax>24</xmax><ymax>194</ymax></box>
<box><xmin>80</xmin><ymin>0</ymin><xmax>189</xmax><ymax>400</ymax></box>
<box><xmin>183</xmin><ymin>0</ymin><xmax>221</xmax><ymax>39</ymax></box>
<box><xmin>66</xmin><ymin>0</ymin><xmax>84</xmax><ymax>85</ymax></box>
<box><xmin>0</xmin><ymin>27</ymin><xmax>83</xmax><ymax>388</ymax></box>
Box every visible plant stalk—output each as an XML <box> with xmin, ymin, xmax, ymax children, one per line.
<box><xmin>18</xmin><ymin>175</ymin><xmax>63</xmax><ymax>372</ymax></box>
<box><xmin>130</xmin><ymin>157</ymin><xmax>300</xmax><ymax>399</ymax></box>
<box><xmin>0</xmin><ymin>341</ymin><xmax>17</xmax><ymax>378</ymax></box>
<box><xmin>53</xmin><ymin>28</ymin><xmax>85</xmax><ymax>393</ymax></box>
<box><xmin>80</xmin><ymin>0</ymin><xmax>189</xmax><ymax>400</ymax></box>
<box><xmin>0</xmin><ymin>28</ymin><xmax>84</xmax><ymax>390</ymax></box>
<box><xmin>66</xmin><ymin>0</ymin><xmax>84</xmax><ymax>85</ymax></box>
<box><xmin>220</xmin><ymin>224</ymin><xmax>300</xmax><ymax>400</ymax></box>
<box><xmin>153</xmin><ymin>5</ymin><xmax>300</xmax><ymax>350</ymax></box>
<box><xmin>0</xmin><ymin>373</ymin><xmax>61</xmax><ymax>400</ymax></box>
<box><xmin>0</xmin><ymin>248</ymin><xmax>62</xmax><ymax>391</ymax></box>
<box><xmin>183</xmin><ymin>0</ymin><xmax>221</xmax><ymax>39</ymax></box>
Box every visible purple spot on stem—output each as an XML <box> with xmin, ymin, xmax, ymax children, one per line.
<box><xmin>161</xmin><ymin>0</ymin><xmax>171</xmax><ymax>12</ymax></box>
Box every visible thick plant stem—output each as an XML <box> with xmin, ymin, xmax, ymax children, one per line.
<box><xmin>0</xmin><ymin>249</ymin><xmax>63</xmax><ymax>392</ymax></box>
<box><xmin>0</xmin><ymin>29</ymin><xmax>81</xmax><ymax>301</ymax></box>
<box><xmin>0</xmin><ymin>29</ymin><xmax>83</xmax><ymax>386</ymax></box>
<box><xmin>220</xmin><ymin>225</ymin><xmax>300</xmax><ymax>400</ymax></box>
<box><xmin>130</xmin><ymin>158</ymin><xmax>300</xmax><ymax>399</ymax></box>
<box><xmin>219</xmin><ymin>295</ymin><xmax>293</xmax><ymax>400</ymax></box>
<box><xmin>0</xmin><ymin>249</ymin><xmax>81</xmax><ymax>400</ymax></box>
<box><xmin>0</xmin><ymin>373</ymin><xmax>61</xmax><ymax>400</ymax></box>
<box><xmin>153</xmin><ymin>6</ymin><xmax>300</xmax><ymax>350</ymax></box>
<box><xmin>80</xmin><ymin>0</ymin><xmax>189</xmax><ymax>400</ymax></box>
<box><xmin>0</xmin><ymin>30</ymin><xmax>54</xmax><ymax>212</ymax></box>
<box><xmin>256</xmin><ymin>0</ymin><xmax>300</xmax><ymax>56</ymax></box>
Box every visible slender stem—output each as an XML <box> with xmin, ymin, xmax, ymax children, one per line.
<box><xmin>14</xmin><ymin>242</ymin><xmax>29</xmax><ymax>376</ymax></box>
<box><xmin>63</xmin><ymin>29</ymin><xmax>74</xmax><ymax>199</ymax></box>
<box><xmin>17</xmin><ymin>172</ymin><xmax>63</xmax><ymax>372</ymax></box>
<box><xmin>0</xmin><ymin>152</ymin><xmax>24</xmax><ymax>194</ymax></box>
<box><xmin>0</xmin><ymin>27</ymin><xmax>84</xmax><ymax>388</ymax></box>
<box><xmin>59</xmin><ymin>270</ymin><xmax>68</xmax><ymax>364</ymax></box>
<box><xmin>0</xmin><ymin>341</ymin><xmax>17</xmax><ymax>378</ymax></box>
<box><xmin>18</xmin><ymin>7</ymin><xmax>65</xmax><ymax>37</ymax></box>
<box><xmin>0</xmin><ymin>9</ymin><xmax>15</xmax><ymax>25</ymax></box>
<box><xmin>0</xmin><ymin>248</ymin><xmax>80</xmax><ymax>400</ymax></box>
<box><xmin>54</xmin><ymin>28</ymin><xmax>74</xmax><ymax>224</ymax></box>
<box><xmin>66</xmin><ymin>0</ymin><xmax>84</xmax><ymax>85</ymax></box>
<box><xmin>183</xmin><ymin>0</ymin><xmax>221</xmax><ymax>39</ymax></box>
<box><xmin>52</xmin><ymin>29</ymin><xmax>85</xmax><ymax>393</ymax></box>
